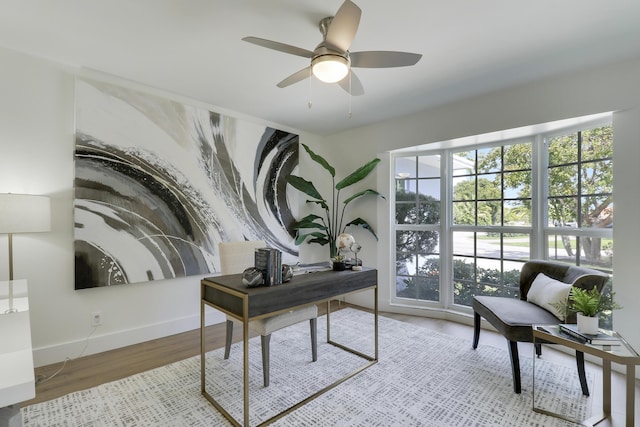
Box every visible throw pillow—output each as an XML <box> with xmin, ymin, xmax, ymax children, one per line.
<box><xmin>527</xmin><ymin>273</ymin><xmax>572</xmax><ymax>321</ymax></box>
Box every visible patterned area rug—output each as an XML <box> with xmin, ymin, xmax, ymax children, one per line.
<box><xmin>23</xmin><ymin>308</ymin><xmax>592</xmax><ymax>426</ymax></box>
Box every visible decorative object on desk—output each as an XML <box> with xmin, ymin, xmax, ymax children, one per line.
<box><xmin>337</xmin><ymin>233</ymin><xmax>356</xmax><ymax>254</ymax></box>
<box><xmin>298</xmin><ymin>261</ymin><xmax>332</xmax><ymax>273</ymax></box>
<box><xmin>552</xmin><ymin>283</ymin><xmax>621</xmax><ymax>335</ymax></box>
<box><xmin>255</xmin><ymin>248</ymin><xmax>283</xmax><ymax>286</ymax></box>
<box><xmin>332</xmin><ymin>254</ymin><xmax>346</xmax><ymax>271</ymax></box>
<box><xmin>285</xmin><ymin>144</ymin><xmax>384</xmax><ymax>259</ymax></box>
<box><xmin>0</xmin><ymin>193</ymin><xmax>51</xmax><ymax>282</ymax></box>
<box><xmin>350</xmin><ymin>242</ymin><xmax>362</xmax><ymax>271</ymax></box>
<box><xmin>242</xmin><ymin>267</ymin><xmax>264</xmax><ymax>288</ymax></box>
<box><xmin>281</xmin><ymin>264</ymin><xmax>293</xmax><ymax>282</ymax></box>
<box><xmin>336</xmin><ymin>232</ymin><xmax>356</xmax><ymax>269</ymax></box>
<box><xmin>558</xmin><ymin>323</ymin><xmax>621</xmax><ymax>346</ymax></box>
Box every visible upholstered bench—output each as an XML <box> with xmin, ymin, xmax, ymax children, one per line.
<box><xmin>472</xmin><ymin>260</ymin><xmax>610</xmax><ymax>393</ymax></box>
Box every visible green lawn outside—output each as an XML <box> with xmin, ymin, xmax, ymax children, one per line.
<box><xmin>476</xmin><ymin>235</ymin><xmax>612</xmax><ymax>249</ymax></box>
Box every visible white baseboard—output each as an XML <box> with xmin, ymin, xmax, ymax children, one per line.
<box><xmin>33</xmin><ymin>310</ymin><xmax>225</xmax><ymax>367</ymax></box>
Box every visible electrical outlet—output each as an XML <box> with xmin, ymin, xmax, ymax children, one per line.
<box><xmin>91</xmin><ymin>311</ymin><xmax>102</xmax><ymax>326</ymax></box>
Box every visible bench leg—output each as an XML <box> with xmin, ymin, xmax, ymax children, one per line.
<box><xmin>473</xmin><ymin>312</ymin><xmax>481</xmax><ymax>349</ymax></box>
<box><xmin>576</xmin><ymin>350</ymin><xmax>590</xmax><ymax>396</ymax></box>
<box><xmin>508</xmin><ymin>340</ymin><xmax>522</xmax><ymax>394</ymax></box>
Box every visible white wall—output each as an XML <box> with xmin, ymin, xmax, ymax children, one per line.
<box><xmin>0</xmin><ymin>47</ymin><xmax>323</xmax><ymax>367</ymax></box>
<box><xmin>322</xmin><ymin>57</ymin><xmax>640</xmax><ymax>358</ymax></box>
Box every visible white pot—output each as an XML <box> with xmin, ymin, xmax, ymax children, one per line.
<box><xmin>577</xmin><ymin>313</ymin><xmax>599</xmax><ymax>335</ymax></box>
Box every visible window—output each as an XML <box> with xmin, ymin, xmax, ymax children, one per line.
<box><xmin>451</xmin><ymin>143</ymin><xmax>532</xmax><ymax>304</ymax></box>
<box><xmin>395</xmin><ymin>155</ymin><xmax>441</xmax><ymax>302</ymax></box>
<box><xmin>546</xmin><ymin>126</ymin><xmax>613</xmax><ymax>271</ymax></box>
<box><xmin>392</xmin><ymin>121</ymin><xmax>613</xmax><ymax>313</ymax></box>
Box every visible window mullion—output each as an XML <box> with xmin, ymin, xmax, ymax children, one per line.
<box><xmin>532</xmin><ymin>134</ymin><xmax>545</xmax><ymax>260</ymax></box>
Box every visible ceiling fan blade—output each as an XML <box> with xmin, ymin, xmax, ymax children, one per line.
<box><xmin>277</xmin><ymin>67</ymin><xmax>311</xmax><ymax>88</ymax></box>
<box><xmin>242</xmin><ymin>36</ymin><xmax>313</xmax><ymax>58</ymax></box>
<box><xmin>350</xmin><ymin>51</ymin><xmax>422</xmax><ymax>68</ymax></box>
<box><xmin>337</xmin><ymin>70</ymin><xmax>364</xmax><ymax>96</ymax></box>
<box><xmin>325</xmin><ymin>0</ymin><xmax>361</xmax><ymax>52</ymax></box>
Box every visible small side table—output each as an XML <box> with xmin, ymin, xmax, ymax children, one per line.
<box><xmin>0</xmin><ymin>279</ymin><xmax>35</xmax><ymax>427</ymax></box>
<box><xmin>532</xmin><ymin>324</ymin><xmax>640</xmax><ymax>427</ymax></box>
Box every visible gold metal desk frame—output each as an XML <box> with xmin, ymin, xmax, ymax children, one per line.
<box><xmin>200</xmin><ymin>269</ymin><xmax>378</xmax><ymax>427</ymax></box>
<box><xmin>532</xmin><ymin>324</ymin><xmax>640</xmax><ymax>427</ymax></box>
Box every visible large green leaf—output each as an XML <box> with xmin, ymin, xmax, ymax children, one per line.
<box><xmin>285</xmin><ymin>175</ymin><xmax>323</xmax><ymax>200</ymax></box>
<box><xmin>343</xmin><ymin>189</ymin><xmax>386</xmax><ymax>205</ymax></box>
<box><xmin>295</xmin><ymin>231</ymin><xmax>329</xmax><ymax>245</ymax></box>
<box><xmin>336</xmin><ymin>158</ymin><xmax>381</xmax><ymax>190</ymax></box>
<box><xmin>306</xmin><ymin>199</ymin><xmax>329</xmax><ymax>211</ymax></box>
<box><xmin>293</xmin><ymin>214</ymin><xmax>326</xmax><ymax>230</ymax></box>
<box><xmin>302</xmin><ymin>143</ymin><xmax>335</xmax><ymax>178</ymax></box>
<box><xmin>307</xmin><ymin>236</ymin><xmax>330</xmax><ymax>246</ymax></box>
<box><xmin>344</xmin><ymin>217</ymin><xmax>379</xmax><ymax>241</ymax></box>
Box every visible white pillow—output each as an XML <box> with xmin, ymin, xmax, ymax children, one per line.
<box><xmin>527</xmin><ymin>273</ymin><xmax>572</xmax><ymax>321</ymax></box>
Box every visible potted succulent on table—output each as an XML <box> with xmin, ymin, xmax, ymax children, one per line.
<box><xmin>332</xmin><ymin>254</ymin><xmax>346</xmax><ymax>271</ymax></box>
<box><xmin>558</xmin><ymin>284</ymin><xmax>622</xmax><ymax>334</ymax></box>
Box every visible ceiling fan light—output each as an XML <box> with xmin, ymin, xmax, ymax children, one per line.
<box><xmin>311</xmin><ymin>55</ymin><xmax>349</xmax><ymax>83</ymax></box>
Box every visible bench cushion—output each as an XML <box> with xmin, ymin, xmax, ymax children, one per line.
<box><xmin>473</xmin><ymin>296</ymin><xmax>559</xmax><ymax>342</ymax></box>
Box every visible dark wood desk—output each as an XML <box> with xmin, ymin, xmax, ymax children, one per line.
<box><xmin>200</xmin><ymin>268</ymin><xmax>378</xmax><ymax>427</ymax></box>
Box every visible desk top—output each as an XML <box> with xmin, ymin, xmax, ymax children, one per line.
<box><xmin>202</xmin><ymin>267</ymin><xmax>377</xmax><ymax>319</ymax></box>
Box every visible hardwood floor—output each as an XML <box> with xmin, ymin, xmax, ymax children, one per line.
<box><xmin>26</xmin><ymin>304</ymin><xmax>638</xmax><ymax>426</ymax></box>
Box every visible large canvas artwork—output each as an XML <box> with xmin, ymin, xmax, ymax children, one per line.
<box><xmin>74</xmin><ymin>80</ymin><xmax>299</xmax><ymax>289</ymax></box>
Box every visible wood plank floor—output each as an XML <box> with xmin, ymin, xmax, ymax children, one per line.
<box><xmin>26</xmin><ymin>304</ymin><xmax>638</xmax><ymax>426</ymax></box>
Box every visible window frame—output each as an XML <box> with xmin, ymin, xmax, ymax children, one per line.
<box><xmin>390</xmin><ymin>117</ymin><xmax>613</xmax><ymax>313</ymax></box>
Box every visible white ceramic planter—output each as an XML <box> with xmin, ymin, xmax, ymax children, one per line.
<box><xmin>577</xmin><ymin>313</ymin><xmax>599</xmax><ymax>335</ymax></box>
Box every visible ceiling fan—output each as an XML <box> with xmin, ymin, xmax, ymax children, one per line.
<box><xmin>242</xmin><ymin>0</ymin><xmax>422</xmax><ymax>96</ymax></box>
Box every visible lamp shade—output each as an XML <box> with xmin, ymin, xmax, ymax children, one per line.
<box><xmin>0</xmin><ymin>194</ymin><xmax>51</xmax><ymax>233</ymax></box>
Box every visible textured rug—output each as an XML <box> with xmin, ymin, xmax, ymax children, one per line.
<box><xmin>23</xmin><ymin>309</ymin><xmax>593</xmax><ymax>426</ymax></box>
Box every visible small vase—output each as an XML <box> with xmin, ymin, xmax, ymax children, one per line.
<box><xmin>332</xmin><ymin>261</ymin><xmax>346</xmax><ymax>271</ymax></box>
<box><xmin>577</xmin><ymin>313</ymin><xmax>599</xmax><ymax>335</ymax></box>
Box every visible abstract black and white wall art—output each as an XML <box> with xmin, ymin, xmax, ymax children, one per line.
<box><xmin>74</xmin><ymin>79</ymin><xmax>299</xmax><ymax>289</ymax></box>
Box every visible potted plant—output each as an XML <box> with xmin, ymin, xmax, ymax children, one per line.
<box><xmin>285</xmin><ymin>144</ymin><xmax>385</xmax><ymax>259</ymax></box>
<box><xmin>557</xmin><ymin>284</ymin><xmax>622</xmax><ymax>334</ymax></box>
<box><xmin>332</xmin><ymin>254</ymin><xmax>346</xmax><ymax>271</ymax></box>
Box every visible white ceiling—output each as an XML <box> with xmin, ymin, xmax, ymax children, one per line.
<box><xmin>1</xmin><ymin>1</ymin><xmax>640</xmax><ymax>136</ymax></box>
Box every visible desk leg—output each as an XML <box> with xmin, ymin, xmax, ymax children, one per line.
<box><xmin>326</xmin><ymin>301</ymin><xmax>331</xmax><ymax>342</ymax></box>
<box><xmin>200</xmin><ymin>299</ymin><xmax>205</xmax><ymax>393</ymax></box>
<box><xmin>243</xmin><ymin>303</ymin><xmax>250</xmax><ymax>427</ymax></box>
<box><xmin>603</xmin><ymin>359</ymin><xmax>611</xmax><ymax>416</ymax></box>
<box><xmin>374</xmin><ymin>285</ymin><xmax>379</xmax><ymax>360</ymax></box>
<box><xmin>626</xmin><ymin>364</ymin><xmax>636</xmax><ymax>427</ymax></box>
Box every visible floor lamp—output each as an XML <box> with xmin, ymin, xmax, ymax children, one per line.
<box><xmin>0</xmin><ymin>194</ymin><xmax>51</xmax><ymax>313</ymax></box>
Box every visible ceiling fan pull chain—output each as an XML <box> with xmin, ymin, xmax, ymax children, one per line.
<box><xmin>308</xmin><ymin>67</ymin><xmax>313</xmax><ymax>109</ymax></box>
<box><xmin>347</xmin><ymin>70</ymin><xmax>352</xmax><ymax>118</ymax></box>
